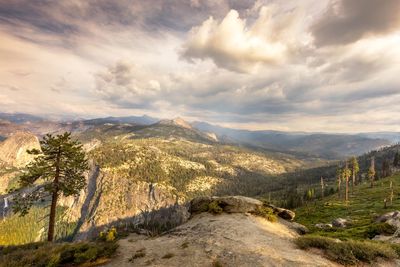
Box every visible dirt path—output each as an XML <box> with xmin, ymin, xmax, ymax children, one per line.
<box><xmin>105</xmin><ymin>213</ymin><xmax>339</xmax><ymax>267</ymax></box>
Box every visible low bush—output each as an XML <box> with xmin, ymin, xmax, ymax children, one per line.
<box><xmin>207</xmin><ymin>201</ymin><xmax>223</xmax><ymax>214</ymax></box>
<box><xmin>296</xmin><ymin>236</ymin><xmax>397</xmax><ymax>265</ymax></box>
<box><xmin>365</xmin><ymin>223</ymin><xmax>397</xmax><ymax>239</ymax></box>
<box><xmin>250</xmin><ymin>206</ymin><xmax>277</xmax><ymax>222</ymax></box>
<box><xmin>0</xmin><ymin>241</ymin><xmax>118</xmax><ymax>267</ymax></box>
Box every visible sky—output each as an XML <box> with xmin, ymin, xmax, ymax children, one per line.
<box><xmin>0</xmin><ymin>0</ymin><xmax>400</xmax><ymax>132</ymax></box>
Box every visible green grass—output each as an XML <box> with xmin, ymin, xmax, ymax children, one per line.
<box><xmin>295</xmin><ymin>173</ymin><xmax>400</xmax><ymax>240</ymax></box>
<box><xmin>296</xmin><ymin>236</ymin><xmax>398</xmax><ymax>265</ymax></box>
<box><xmin>0</xmin><ymin>240</ymin><xmax>118</xmax><ymax>267</ymax></box>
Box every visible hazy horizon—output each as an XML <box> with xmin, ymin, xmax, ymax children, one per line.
<box><xmin>1</xmin><ymin>0</ymin><xmax>400</xmax><ymax>132</ymax></box>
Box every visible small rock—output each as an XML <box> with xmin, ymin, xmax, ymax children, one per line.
<box><xmin>315</xmin><ymin>223</ymin><xmax>333</xmax><ymax>229</ymax></box>
<box><xmin>332</xmin><ymin>218</ymin><xmax>348</xmax><ymax>228</ymax></box>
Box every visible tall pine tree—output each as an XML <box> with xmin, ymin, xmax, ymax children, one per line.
<box><xmin>350</xmin><ymin>156</ymin><xmax>359</xmax><ymax>192</ymax></box>
<box><xmin>12</xmin><ymin>132</ymin><xmax>88</xmax><ymax>241</ymax></box>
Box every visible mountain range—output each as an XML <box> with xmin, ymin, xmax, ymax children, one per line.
<box><xmin>0</xmin><ymin>112</ymin><xmax>397</xmax><ymax>160</ymax></box>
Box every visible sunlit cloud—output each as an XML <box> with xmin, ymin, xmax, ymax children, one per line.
<box><xmin>0</xmin><ymin>0</ymin><xmax>399</xmax><ymax>132</ymax></box>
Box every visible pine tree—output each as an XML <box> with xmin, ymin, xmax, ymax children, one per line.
<box><xmin>320</xmin><ymin>177</ymin><xmax>325</xmax><ymax>198</ymax></box>
<box><xmin>381</xmin><ymin>159</ymin><xmax>391</xmax><ymax>178</ymax></box>
<box><xmin>368</xmin><ymin>156</ymin><xmax>376</xmax><ymax>188</ymax></box>
<box><xmin>12</xmin><ymin>132</ymin><xmax>88</xmax><ymax>241</ymax></box>
<box><xmin>336</xmin><ymin>166</ymin><xmax>342</xmax><ymax>198</ymax></box>
<box><xmin>350</xmin><ymin>156</ymin><xmax>359</xmax><ymax>192</ymax></box>
<box><xmin>343</xmin><ymin>161</ymin><xmax>352</xmax><ymax>202</ymax></box>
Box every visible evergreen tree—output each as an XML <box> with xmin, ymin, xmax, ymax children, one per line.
<box><xmin>350</xmin><ymin>156</ymin><xmax>359</xmax><ymax>192</ymax></box>
<box><xmin>336</xmin><ymin>166</ymin><xmax>342</xmax><ymax>198</ymax></box>
<box><xmin>12</xmin><ymin>132</ymin><xmax>88</xmax><ymax>241</ymax></box>
<box><xmin>368</xmin><ymin>156</ymin><xmax>376</xmax><ymax>188</ymax></box>
<box><xmin>343</xmin><ymin>161</ymin><xmax>351</xmax><ymax>202</ymax></box>
<box><xmin>381</xmin><ymin>159</ymin><xmax>391</xmax><ymax>178</ymax></box>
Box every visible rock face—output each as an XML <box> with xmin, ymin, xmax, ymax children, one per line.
<box><xmin>105</xmin><ymin>212</ymin><xmax>337</xmax><ymax>267</ymax></box>
<box><xmin>61</xmin><ymin>163</ymin><xmax>190</xmax><ymax>240</ymax></box>
<box><xmin>0</xmin><ymin>131</ymin><xmax>40</xmax><ymax>167</ymax></box>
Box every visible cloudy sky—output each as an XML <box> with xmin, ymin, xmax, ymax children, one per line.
<box><xmin>1</xmin><ymin>0</ymin><xmax>400</xmax><ymax>132</ymax></box>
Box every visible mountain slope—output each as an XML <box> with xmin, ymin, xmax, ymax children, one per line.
<box><xmin>193</xmin><ymin>122</ymin><xmax>391</xmax><ymax>159</ymax></box>
<box><xmin>0</xmin><ymin>132</ymin><xmax>40</xmax><ymax>168</ymax></box>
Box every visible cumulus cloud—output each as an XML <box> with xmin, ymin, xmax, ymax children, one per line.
<box><xmin>182</xmin><ymin>6</ymin><xmax>307</xmax><ymax>72</ymax></box>
<box><xmin>94</xmin><ymin>61</ymin><xmax>164</xmax><ymax>109</ymax></box>
<box><xmin>312</xmin><ymin>0</ymin><xmax>400</xmax><ymax>46</ymax></box>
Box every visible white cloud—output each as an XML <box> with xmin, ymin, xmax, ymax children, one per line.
<box><xmin>182</xmin><ymin>6</ymin><xmax>308</xmax><ymax>73</ymax></box>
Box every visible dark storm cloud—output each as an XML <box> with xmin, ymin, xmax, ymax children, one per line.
<box><xmin>312</xmin><ymin>0</ymin><xmax>400</xmax><ymax>46</ymax></box>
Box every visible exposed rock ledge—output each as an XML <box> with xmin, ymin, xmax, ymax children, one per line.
<box><xmin>105</xmin><ymin>196</ymin><xmax>336</xmax><ymax>267</ymax></box>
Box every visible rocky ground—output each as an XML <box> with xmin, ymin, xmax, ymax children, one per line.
<box><xmin>105</xmin><ymin>196</ymin><xmax>338</xmax><ymax>267</ymax></box>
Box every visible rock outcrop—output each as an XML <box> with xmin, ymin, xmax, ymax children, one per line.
<box><xmin>0</xmin><ymin>131</ymin><xmax>40</xmax><ymax>167</ymax></box>
<box><xmin>105</xmin><ymin>196</ymin><xmax>335</xmax><ymax>267</ymax></box>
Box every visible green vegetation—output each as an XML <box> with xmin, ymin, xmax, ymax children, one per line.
<box><xmin>0</xmin><ymin>206</ymin><xmax>76</xmax><ymax>246</ymax></box>
<box><xmin>0</xmin><ymin>240</ymin><xmax>118</xmax><ymax>267</ymax></box>
<box><xmin>207</xmin><ymin>200</ymin><xmax>224</xmax><ymax>214</ymax></box>
<box><xmin>295</xmin><ymin>236</ymin><xmax>398</xmax><ymax>265</ymax></box>
<box><xmin>295</xmin><ymin>173</ymin><xmax>400</xmax><ymax>240</ymax></box>
<box><xmin>250</xmin><ymin>206</ymin><xmax>277</xmax><ymax>222</ymax></box>
<box><xmin>12</xmin><ymin>132</ymin><xmax>88</xmax><ymax>241</ymax></box>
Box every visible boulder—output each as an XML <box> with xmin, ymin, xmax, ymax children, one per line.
<box><xmin>376</xmin><ymin>211</ymin><xmax>400</xmax><ymax>224</ymax></box>
<box><xmin>266</xmin><ymin>204</ymin><xmax>295</xmax><ymax>221</ymax></box>
<box><xmin>190</xmin><ymin>196</ymin><xmax>263</xmax><ymax>214</ymax></box>
<box><xmin>332</xmin><ymin>218</ymin><xmax>349</xmax><ymax>228</ymax></box>
<box><xmin>215</xmin><ymin>196</ymin><xmax>263</xmax><ymax>213</ymax></box>
<box><xmin>280</xmin><ymin>220</ymin><xmax>309</xmax><ymax>235</ymax></box>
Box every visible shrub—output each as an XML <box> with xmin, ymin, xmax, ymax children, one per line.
<box><xmin>250</xmin><ymin>206</ymin><xmax>277</xmax><ymax>222</ymax></box>
<box><xmin>0</xmin><ymin>241</ymin><xmax>118</xmax><ymax>267</ymax></box>
<box><xmin>365</xmin><ymin>223</ymin><xmax>397</xmax><ymax>239</ymax></box>
<box><xmin>207</xmin><ymin>201</ymin><xmax>223</xmax><ymax>214</ymax></box>
<box><xmin>99</xmin><ymin>227</ymin><xmax>118</xmax><ymax>242</ymax></box>
<box><xmin>296</xmin><ymin>236</ymin><xmax>397</xmax><ymax>265</ymax></box>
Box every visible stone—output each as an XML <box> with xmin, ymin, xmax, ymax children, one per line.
<box><xmin>277</xmin><ymin>209</ymin><xmax>295</xmax><ymax>221</ymax></box>
<box><xmin>214</xmin><ymin>196</ymin><xmax>263</xmax><ymax>213</ymax></box>
<box><xmin>266</xmin><ymin>204</ymin><xmax>295</xmax><ymax>221</ymax></box>
<box><xmin>280</xmin><ymin>220</ymin><xmax>309</xmax><ymax>235</ymax></box>
<box><xmin>315</xmin><ymin>223</ymin><xmax>333</xmax><ymax>229</ymax></box>
<box><xmin>190</xmin><ymin>196</ymin><xmax>263</xmax><ymax>214</ymax></box>
<box><xmin>376</xmin><ymin>211</ymin><xmax>400</xmax><ymax>223</ymax></box>
<box><xmin>332</xmin><ymin>218</ymin><xmax>348</xmax><ymax>228</ymax></box>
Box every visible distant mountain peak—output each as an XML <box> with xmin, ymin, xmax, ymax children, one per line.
<box><xmin>158</xmin><ymin>117</ymin><xmax>192</xmax><ymax>129</ymax></box>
